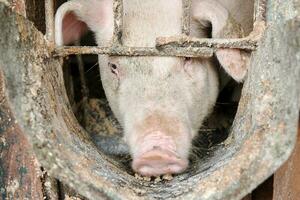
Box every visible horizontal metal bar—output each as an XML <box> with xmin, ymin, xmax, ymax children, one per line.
<box><xmin>182</xmin><ymin>0</ymin><xmax>191</xmax><ymax>35</ymax></box>
<box><xmin>54</xmin><ymin>46</ymin><xmax>214</xmax><ymax>58</ymax></box>
<box><xmin>45</xmin><ymin>0</ymin><xmax>55</xmax><ymax>44</ymax></box>
<box><xmin>52</xmin><ymin>0</ymin><xmax>266</xmax><ymax>58</ymax></box>
<box><xmin>156</xmin><ymin>35</ymin><xmax>258</xmax><ymax>50</ymax></box>
<box><xmin>254</xmin><ymin>0</ymin><xmax>267</xmax><ymax>22</ymax></box>
<box><xmin>112</xmin><ymin>0</ymin><xmax>123</xmax><ymax>45</ymax></box>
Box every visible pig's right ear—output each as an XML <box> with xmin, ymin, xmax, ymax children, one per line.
<box><xmin>192</xmin><ymin>0</ymin><xmax>250</xmax><ymax>82</ymax></box>
<box><xmin>55</xmin><ymin>0</ymin><xmax>113</xmax><ymax>46</ymax></box>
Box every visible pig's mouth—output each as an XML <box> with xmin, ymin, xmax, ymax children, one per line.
<box><xmin>131</xmin><ymin>135</ymin><xmax>188</xmax><ymax>176</ymax></box>
<box><xmin>132</xmin><ymin>147</ymin><xmax>188</xmax><ymax>176</ymax></box>
<box><xmin>129</xmin><ymin>131</ymin><xmax>189</xmax><ymax>176</ymax></box>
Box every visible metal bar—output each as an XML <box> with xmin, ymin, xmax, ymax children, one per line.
<box><xmin>74</xmin><ymin>42</ymin><xmax>89</xmax><ymax>100</ymax></box>
<box><xmin>254</xmin><ymin>0</ymin><xmax>267</xmax><ymax>22</ymax></box>
<box><xmin>247</xmin><ymin>0</ymin><xmax>267</xmax><ymax>41</ymax></box>
<box><xmin>53</xmin><ymin>0</ymin><xmax>265</xmax><ymax>58</ymax></box>
<box><xmin>54</xmin><ymin>46</ymin><xmax>214</xmax><ymax>58</ymax></box>
<box><xmin>112</xmin><ymin>0</ymin><xmax>123</xmax><ymax>45</ymax></box>
<box><xmin>77</xmin><ymin>54</ymin><xmax>89</xmax><ymax>99</ymax></box>
<box><xmin>156</xmin><ymin>35</ymin><xmax>258</xmax><ymax>50</ymax></box>
<box><xmin>45</xmin><ymin>0</ymin><xmax>55</xmax><ymax>44</ymax></box>
<box><xmin>182</xmin><ymin>0</ymin><xmax>191</xmax><ymax>35</ymax></box>
<box><xmin>76</xmin><ymin>52</ymin><xmax>89</xmax><ymax>127</ymax></box>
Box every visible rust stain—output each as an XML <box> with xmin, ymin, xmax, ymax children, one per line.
<box><xmin>0</xmin><ymin>102</ymin><xmax>44</xmax><ymax>199</ymax></box>
<box><xmin>8</xmin><ymin>0</ymin><xmax>26</xmax><ymax>16</ymax></box>
<box><xmin>273</xmin><ymin>120</ymin><xmax>300</xmax><ymax>200</ymax></box>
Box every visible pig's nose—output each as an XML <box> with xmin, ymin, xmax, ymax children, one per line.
<box><xmin>132</xmin><ymin>147</ymin><xmax>188</xmax><ymax>176</ymax></box>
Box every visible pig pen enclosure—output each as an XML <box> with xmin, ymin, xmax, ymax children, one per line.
<box><xmin>0</xmin><ymin>0</ymin><xmax>299</xmax><ymax>200</ymax></box>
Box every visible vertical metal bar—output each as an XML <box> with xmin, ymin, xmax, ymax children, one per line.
<box><xmin>76</xmin><ymin>53</ymin><xmax>89</xmax><ymax>126</ymax></box>
<box><xmin>182</xmin><ymin>0</ymin><xmax>191</xmax><ymax>35</ymax></box>
<box><xmin>75</xmin><ymin>42</ymin><xmax>89</xmax><ymax>102</ymax></box>
<box><xmin>45</xmin><ymin>0</ymin><xmax>55</xmax><ymax>44</ymax></box>
<box><xmin>254</xmin><ymin>0</ymin><xmax>267</xmax><ymax>22</ymax></box>
<box><xmin>112</xmin><ymin>0</ymin><xmax>123</xmax><ymax>45</ymax></box>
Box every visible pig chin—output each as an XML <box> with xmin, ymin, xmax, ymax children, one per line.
<box><xmin>127</xmin><ymin>115</ymin><xmax>192</xmax><ymax>176</ymax></box>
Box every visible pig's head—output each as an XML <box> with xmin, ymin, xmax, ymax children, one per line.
<box><xmin>55</xmin><ymin>0</ymin><xmax>248</xmax><ymax>176</ymax></box>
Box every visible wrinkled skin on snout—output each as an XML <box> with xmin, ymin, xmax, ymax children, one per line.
<box><xmin>55</xmin><ymin>0</ymin><xmax>252</xmax><ymax>176</ymax></box>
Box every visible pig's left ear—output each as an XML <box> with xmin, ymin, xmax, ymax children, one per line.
<box><xmin>192</xmin><ymin>0</ymin><xmax>250</xmax><ymax>82</ymax></box>
<box><xmin>55</xmin><ymin>0</ymin><xmax>113</xmax><ymax>46</ymax></box>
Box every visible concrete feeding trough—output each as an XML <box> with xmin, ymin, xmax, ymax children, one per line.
<box><xmin>0</xmin><ymin>0</ymin><xmax>299</xmax><ymax>199</ymax></box>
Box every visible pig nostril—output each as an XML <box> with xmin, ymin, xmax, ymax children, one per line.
<box><xmin>132</xmin><ymin>149</ymin><xmax>188</xmax><ymax>176</ymax></box>
<box><xmin>184</xmin><ymin>57</ymin><xmax>191</xmax><ymax>62</ymax></box>
<box><xmin>152</xmin><ymin>146</ymin><xmax>160</xmax><ymax>150</ymax></box>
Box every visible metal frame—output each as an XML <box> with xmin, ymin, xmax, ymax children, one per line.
<box><xmin>45</xmin><ymin>0</ymin><xmax>55</xmax><ymax>44</ymax></box>
<box><xmin>45</xmin><ymin>0</ymin><xmax>267</xmax><ymax>57</ymax></box>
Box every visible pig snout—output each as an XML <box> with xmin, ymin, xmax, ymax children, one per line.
<box><xmin>132</xmin><ymin>132</ymin><xmax>188</xmax><ymax>176</ymax></box>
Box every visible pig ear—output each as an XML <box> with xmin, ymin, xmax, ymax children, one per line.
<box><xmin>192</xmin><ymin>0</ymin><xmax>250</xmax><ymax>82</ymax></box>
<box><xmin>55</xmin><ymin>0</ymin><xmax>113</xmax><ymax>46</ymax></box>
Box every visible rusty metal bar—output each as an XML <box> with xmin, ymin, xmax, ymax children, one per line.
<box><xmin>156</xmin><ymin>35</ymin><xmax>258</xmax><ymax>50</ymax></box>
<box><xmin>54</xmin><ymin>0</ymin><xmax>266</xmax><ymax>57</ymax></box>
<box><xmin>157</xmin><ymin>0</ymin><xmax>267</xmax><ymax>51</ymax></box>
<box><xmin>182</xmin><ymin>0</ymin><xmax>191</xmax><ymax>35</ymax></box>
<box><xmin>76</xmin><ymin>52</ymin><xmax>89</xmax><ymax>127</ymax></box>
<box><xmin>77</xmin><ymin>54</ymin><xmax>89</xmax><ymax>98</ymax></box>
<box><xmin>54</xmin><ymin>46</ymin><xmax>213</xmax><ymax>58</ymax></box>
<box><xmin>45</xmin><ymin>0</ymin><xmax>55</xmax><ymax>44</ymax></box>
<box><xmin>254</xmin><ymin>0</ymin><xmax>267</xmax><ymax>22</ymax></box>
<box><xmin>246</xmin><ymin>0</ymin><xmax>267</xmax><ymax>41</ymax></box>
<box><xmin>74</xmin><ymin>41</ymin><xmax>89</xmax><ymax>100</ymax></box>
<box><xmin>112</xmin><ymin>0</ymin><xmax>123</xmax><ymax>45</ymax></box>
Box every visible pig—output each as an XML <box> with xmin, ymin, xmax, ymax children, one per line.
<box><xmin>55</xmin><ymin>0</ymin><xmax>252</xmax><ymax>176</ymax></box>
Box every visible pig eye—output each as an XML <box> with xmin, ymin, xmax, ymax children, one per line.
<box><xmin>108</xmin><ymin>62</ymin><xmax>119</xmax><ymax>75</ymax></box>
